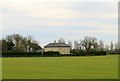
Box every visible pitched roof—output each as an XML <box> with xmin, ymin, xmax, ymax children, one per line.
<box><xmin>44</xmin><ymin>42</ymin><xmax>70</xmax><ymax>48</ymax></box>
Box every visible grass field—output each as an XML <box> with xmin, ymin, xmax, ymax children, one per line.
<box><xmin>2</xmin><ymin>55</ymin><xmax>118</xmax><ymax>79</ymax></box>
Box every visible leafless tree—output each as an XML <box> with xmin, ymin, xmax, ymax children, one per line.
<box><xmin>105</xmin><ymin>44</ymin><xmax>109</xmax><ymax>51</ymax></box>
<box><xmin>67</xmin><ymin>40</ymin><xmax>72</xmax><ymax>50</ymax></box>
<box><xmin>115</xmin><ymin>42</ymin><xmax>118</xmax><ymax>51</ymax></box>
<box><xmin>80</xmin><ymin>36</ymin><xmax>98</xmax><ymax>55</ymax></box>
<box><xmin>74</xmin><ymin>40</ymin><xmax>80</xmax><ymax>50</ymax></box>
<box><xmin>99</xmin><ymin>40</ymin><xmax>104</xmax><ymax>51</ymax></box>
<box><xmin>110</xmin><ymin>41</ymin><xmax>114</xmax><ymax>51</ymax></box>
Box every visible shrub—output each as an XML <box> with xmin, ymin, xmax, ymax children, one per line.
<box><xmin>69</xmin><ymin>50</ymin><xmax>106</xmax><ymax>56</ymax></box>
<box><xmin>2</xmin><ymin>52</ymin><xmax>43</xmax><ymax>57</ymax></box>
<box><xmin>90</xmin><ymin>51</ymin><xmax>107</xmax><ymax>56</ymax></box>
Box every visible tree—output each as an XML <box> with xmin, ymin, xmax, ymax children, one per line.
<box><xmin>115</xmin><ymin>42</ymin><xmax>120</xmax><ymax>53</ymax></box>
<box><xmin>115</xmin><ymin>42</ymin><xmax>118</xmax><ymax>51</ymax></box>
<box><xmin>74</xmin><ymin>40</ymin><xmax>80</xmax><ymax>50</ymax></box>
<box><xmin>5</xmin><ymin>34</ymin><xmax>23</xmax><ymax>51</ymax></box>
<box><xmin>2</xmin><ymin>34</ymin><xmax>41</xmax><ymax>52</ymax></box>
<box><xmin>26</xmin><ymin>36</ymin><xmax>42</xmax><ymax>52</ymax></box>
<box><xmin>27</xmin><ymin>36</ymin><xmax>34</xmax><ymax>52</ymax></box>
<box><xmin>67</xmin><ymin>40</ymin><xmax>72</xmax><ymax>50</ymax></box>
<box><xmin>92</xmin><ymin>37</ymin><xmax>98</xmax><ymax>50</ymax></box>
<box><xmin>105</xmin><ymin>44</ymin><xmax>109</xmax><ymax>52</ymax></box>
<box><xmin>110</xmin><ymin>41</ymin><xmax>114</xmax><ymax>51</ymax></box>
<box><xmin>2</xmin><ymin>39</ymin><xmax>15</xmax><ymax>52</ymax></box>
<box><xmin>11</xmin><ymin>34</ymin><xmax>23</xmax><ymax>48</ymax></box>
<box><xmin>21</xmin><ymin>38</ymin><xmax>28</xmax><ymax>52</ymax></box>
<box><xmin>99</xmin><ymin>40</ymin><xmax>104</xmax><ymax>51</ymax></box>
<box><xmin>80</xmin><ymin>36</ymin><xmax>98</xmax><ymax>55</ymax></box>
<box><xmin>31</xmin><ymin>40</ymin><xmax>41</xmax><ymax>52</ymax></box>
<box><xmin>6</xmin><ymin>40</ymin><xmax>15</xmax><ymax>51</ymax></box>
<box><xmin>31</xmin><ymin>43</ymin><xmax>41</xmax><ymax>52</ymax></box>
<box><xmin>2</xmin><ymin>39</ymin><xmax>7</xmax><ymax>52</ymax></box>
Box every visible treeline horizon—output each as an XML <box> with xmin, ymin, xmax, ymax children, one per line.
<box><xmin>1</xmin><ymin>34</ymin><xmax>41</xmax><ymax>52</ymax></box>
<box><xmin>0</xmin><ymin>34</ymin><xmax>119</xmax><ymax>54</ymax></box>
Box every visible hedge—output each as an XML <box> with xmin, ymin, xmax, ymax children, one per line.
<box><xmin>2</xmin><ymin>51</ymin><xmax>106</xmax><ymax>57</ymax></box>
<box><xmin>90</xmin><ymin>51</ymin><xmax>107</xmax><ymax>56</ymax></box>
<box><xmin>43</xmin><ymin>51</ymin><xmax>60</xmax><ymax>57</ymax></box>
<box><xmin>62</xmin><ymin>51</ymin><xmax>106</xmax><ymax>56</ymax></box>
<box><xmin>2</xmin><ymin>51</ymin><xmax>60</xmax><ymax>57</ymax></box>
<box><xmin>2</xmin><ymin>52</ymin><xmax>43</xmax><ymax>57</ymax></box>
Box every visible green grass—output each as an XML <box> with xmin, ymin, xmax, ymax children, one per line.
<box><xmin>2</xmin><ymin>55</ymin><xmax>118</xmax><ymax>79</ymax></box>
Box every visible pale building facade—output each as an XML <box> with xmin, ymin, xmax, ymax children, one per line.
<box><xmin>44</xmin><ymin>42</ymin><xmax>70</xmax><ymax>54</ymax></box>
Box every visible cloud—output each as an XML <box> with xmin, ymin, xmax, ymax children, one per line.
<box><xmin>1</xmin><ymin>1</ymin><xmax>118</xmax><ymax>46</ymax></box>
<box><xmin>1</xmin><ymin>2</ymin><xmax>82</xmax><ymax>19</ymax></box>
<box><xmin>1</xmin><ymin>2</ymin><xmax>117</xmax><ymax>20</ymax></box>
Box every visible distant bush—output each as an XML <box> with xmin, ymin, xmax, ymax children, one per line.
<box><xmin>108</xmin><ymin>51</ymin><xmax>119</xmax><ymax>55</ymax></box>
<box><xmin>90</xmin><ymin>51</ymin><xmax>107</xmax><ymax>56</ymax></box>
<box><xmin>64</xmin><ymin>50</ymin><xmax>107</xmax><ymax>56</ymax></box>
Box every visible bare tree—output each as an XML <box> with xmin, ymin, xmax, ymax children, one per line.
<box><xmin>27</xmin><ymin>35</ymin><xmax>34</xmax><ymax>52</ymax></box>
<box><xmin>110</xmin><ymin>41</ymin><xmax>114</xmax><ymax>51</ymax></box>
<box><xmin>80</xmin><ymin>36</ymin><xmax>98</xmax><ymax>55</ymax></box>
<box><xmin>74</xmin><ymin>40</ymin><xmax>80</xmax><ymax>50</ymax></box>
<box><xmin>67</xmin><ymin>40</ymin><xmax>72</xmax><ymax>50</ymax></box>
<box><xmin>99</xmin><ymin>40</ymin><xmax>104</xmax><ymax>51</ymax></box>
<box><xmin>92</xmin><ymin>37</ymin><xmax>98</xmax><ymax>50</ymax></box>
<box><xmin>105</xmin><ymin>44</ymin><xmax>109</xmax><ymax>52</ymax></box>
<box><xmin>115</xmin><ymin>42</ymin><xmax>120</xmax><ymax>53</ymax></box>
<box><xmin>115</xmin><ymin>42</ymin><xmax>118</xmax><ymax>51</ymax></box>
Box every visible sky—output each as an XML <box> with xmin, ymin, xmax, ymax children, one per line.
<box><xmin>0</xmin><ymin>0</ymin><xmax>118</xmax><ymax>47</ymax></box>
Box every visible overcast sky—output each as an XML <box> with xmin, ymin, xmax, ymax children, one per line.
<box><xmin>0</xmin><ymin>0</ymin><xmax>118</xmax><ymax>47</ymax></box>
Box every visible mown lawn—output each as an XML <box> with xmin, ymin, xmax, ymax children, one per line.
<box><xmin>2</xmin><ymin>55</ymin><xmax>118</xmax><ymax>79</ymax></box>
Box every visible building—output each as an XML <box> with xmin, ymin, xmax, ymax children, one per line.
<box><xmin>44</xmin><ymin>41</ymin><xmax>70</xmax><ymax>54</ymax></box>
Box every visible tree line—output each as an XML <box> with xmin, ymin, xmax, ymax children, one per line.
<box><xmin>1</xmin><ymin>34</ymin><xmax>119</xmax><ymax>55</ymax></box>
<box><xmin>1</xmin><ymin>34</ymin><xmax>41</xmax><ymax>52</ymax></box>
<box><xmin>60</xmin><ymin>37</ymin><xmax>119</xmax><ymax>55</ymax></box>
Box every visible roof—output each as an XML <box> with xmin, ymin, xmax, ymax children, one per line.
<box><xmin>44</xmin><ymin>42</ymin><xmax>70</xmax><ymax>48</ymax></box>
